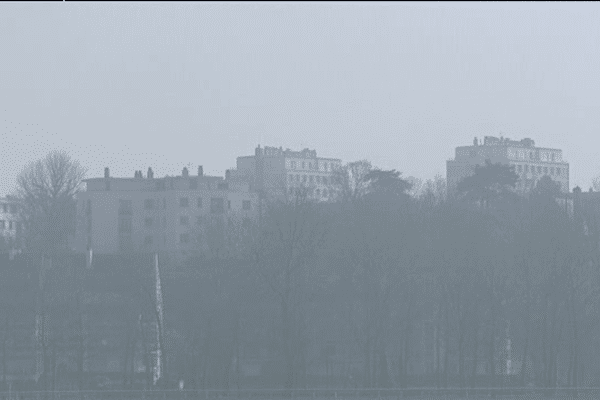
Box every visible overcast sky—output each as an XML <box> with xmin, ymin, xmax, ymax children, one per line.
<box><xmin>1</xmin><ymin>1</ymin><xmax>599</xmax><ymax>196</ymax></box>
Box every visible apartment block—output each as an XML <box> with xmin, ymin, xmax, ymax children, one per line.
<box><xmin>447</xmin><ymin>136</ymin><xmax>569</xmax><ymax>195</ymax></box>
<box><xmin>232</xmin><ymin>145</ymin><xmax>342</xmax><ymax>202</ymax></box>
<box><xmin>0</xmin><ymin>196</ymin><xmax>23</xmax><ymax>251</ymax></box>
<box><xmin>74</xmin><ymin>166</ymin><xmax>258</xmax><ymax>255</ymax></box>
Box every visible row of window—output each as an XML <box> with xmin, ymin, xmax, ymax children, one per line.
<box><xmin>1</xmin><ymin>204</ymin><xmax>17</xmax><ymax>214</ymax></box>
<box><xmin>289</xmin><ymin>161</ymin><xmax>333</xmax><ymax>171</ymax></box>
<box><xmin>142</xmin><ymin>218</ymin><xmax>252</xmax><ymax>246</ymax></box>
<box><xmin>142</xmin><ymin>197</ymin><xmax>252</xmax><ymax>211</ymax></box>
<box><xmin>515</xmin><ymin>164</ymin><xmax>564</xmax><ymax>176</ymax></box>
<box><xmin>0</xmin><ymin>220</ymin><xmax>19</xmax><ymax>230</ymax></box>
<box><xmin>288</xmin><ymin>174</ymin><xmax>331</xmax><ymax>185</ymax></box>
<box><xmin>289</xmin><ymin>187</ymin><xmax>330</xmax><ymax>197</ymax></box>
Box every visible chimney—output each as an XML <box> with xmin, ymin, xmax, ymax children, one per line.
<box><xmin>198</xmin><ymin>166</ymin><xmax>203</xmax><ymax>177</ymax></box>
<box><xmin>104</xmin><ymin>167</ymin><xmax>110</xmax><ymax>178</ymax></box>
<box><xmin>148</xmin><ymin>167</ymin><xmax>153</xmax><ymax>179</ymax></box>
<box><xmin>182</xmin><ymin>167</ymin><xmax>189</xmax><ymax>178</ymax></box>
<box><xmin>473</xmin><ymin>137</ymin><xmax>478</xmax><ymax>146</ymax></box>
<box><xmin>226</xmin><ymin>169</ymin><xmax>231</xmax><ymax>180</ymax></box>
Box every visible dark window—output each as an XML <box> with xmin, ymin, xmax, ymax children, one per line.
<box><xmin>0</xmin><ymin>220</ymin><xmax>4</xmax><ymax>229</ymax></box>
<box><xmin>525</xmin><ymin>165</ymin><xmax>529</xmax><ymax>172</ymax></box>
<box><xmin>550</xmin><ymin>167</ymin><xmax>555</xmax><ymax>175</ymax></box>
<box><xmin>517</xmin><ymin>165</ymin><xmax>522</xmax><ymax>173</ymax></box>
<box><xmin>180</xmin><ymin>216</ymin><xmax>189</xmax><ymax>226</ymax></box>
<box><xmin>9</xmin><ymin>221</ymin><xmax>13</xmax><ymax>230</ymax></box>
<box><xmin>211</xmin><ymin>198</ymin><xmax>224</xmax><ymax>214</ymax></box>
<box><xmin>180</xmin><ymin>197</ymin><xmax>189</xmax><ymax>207</ymax></box>
<box><xmin>9</xmin><ymin>205</ymin><xmax>16</xmax><ymax>214</ymax></box>
<box><xmin>309</xmin><ymin>176</ymin><xmax>314</xmax><ymax>183</ymax></box>
<box><xmin>144</xmin><ymin>199</ymin><xmax>154</xmax><ymax>209</ymax></box>
<box><xmin>556</xmin><ymin>168</ymin><xmax>561</xmax><ymax>176</ymax></box>
<box><xmin>145</xmin><ymin>218</ymin><xmax>153</xmax><ymax>228</ymax></box>
<box><xmin>291</xmin><ymin>161</ymin><xmax>297</xmax><ymax>169</ymax></box>
<box><xmin>544</xmin><ymin>167</ymin><xmax>548</xmax><ymax>174</ymax></box>
<box><xmin>180</xmin><ymin>233</ymin><xmax>189</xmax><ymax>244</ymax></box>
<box><xmin>197</xmin><ymin>198</ymin><xmax>203</xmax><ymax>208</ymax></box>
<box><xmin>537</xmin><ymin>166</ymin><xmax>542</xmax><ymax>174</ymax></box>
<box><xmin>309</xmin><ymin>162</ymin><xmax>313</xmax><ymax>169</ymax></box>
<box><xmin>118</xmin><ymin>200</ymin><xmax>132</xmax><ymax>216</ymax></box>
<box><xmin>243</xmin><ymin>200</ymin><xmax>251</xmax><ymax>210</ymax></box>
<box><xmin>551</xmin><ymin>153</ymin><xmax>555</xmax><ymax>162</ymax></box>
<box><xmin>302</xmin><ymin>162</ymin><xmax>305</xmax><ymax>169</ymax></box>
<box><xmin>2</xmin><ymin>204</ymin><xmax>6</xmax><ymax>213</ymax></box>
<box><xmin>118</xmin><ymin>218</ymin><xmax>132</xmax><ymax>233</ymax></box>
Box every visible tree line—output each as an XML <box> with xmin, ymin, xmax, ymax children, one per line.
<box><xmin>2</xmin><ymin>151</ymin><xmax>599</xmax><ymax>391</ymax></box>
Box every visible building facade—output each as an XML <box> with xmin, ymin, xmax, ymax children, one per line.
<box><xmin>74</xmin><ymin>166</ymin><xmax>258</xmax><ymax>255</ymax></box>
<box><xmin>0</xmin><ymin>196</ymin><xmax>23</xmax><ymax>252</ymax></box>
<box><xmin>233</xmin><ymin>145</ymin><xmax>342</xmax><ymax>202</ymax></box>
<box><xmin>447</xmin><ymin>136</ymin><xmax>569</xmax><ymax>195</ymax></box>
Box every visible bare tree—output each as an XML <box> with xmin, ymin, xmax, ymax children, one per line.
<box><xmin>15</xmin><ymin>150</ymin><xmax>87</xmax><ymax>255</ymax></box>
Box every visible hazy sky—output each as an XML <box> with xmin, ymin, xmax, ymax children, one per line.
<box><xmin>1</xmin><ymin>2</ymin><xmax>599</xmax><ymax>196</ymax></box>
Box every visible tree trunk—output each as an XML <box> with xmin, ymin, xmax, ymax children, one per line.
<box><xmin>471</xmin><ymin>316</ymin><xmax>479</xmax><ymax>388</ymax></box>
<box><xmin>123</xmin><ymin>323</ymin><xmax>132</xmax><ymax>389</ymax></box>
<box><xmin>444</xmin><ymin>300</ymin><xmax>450</xmax><ymax>389</ymax></box>
<box><xmin>2</xmin><ymin>313</ymin><xmax>7</xmax><ymax>385</ymax></box>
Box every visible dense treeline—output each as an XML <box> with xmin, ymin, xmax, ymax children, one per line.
<box><xmin>2</xmin><ymin>159</ymin><xmax>599</xmax><ymax>391</ymax></box>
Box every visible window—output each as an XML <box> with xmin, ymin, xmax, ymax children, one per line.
<box><xmin>537</xmin><ymin>166</ymin><xmax>542</xmax><ymax>174</ymax></box>
<box><xmin>316</xmin><ymin>176</ymin><xmax>321</xmax><ymax>184</ymax></box>
<box><xmin>145</xmin><ymin>218</ymin><xmax>153</xmax><ymax>228</ymax></box>
<box><xmin>2</xmin><ymin>204</ymin><xmax>6</xmax><ymax>213</ymax></box>
<box><xmin>551</xmin><ymin>153</ymin><xmax>555</xmax><ymax>162</ymax></box>
<box><xmin>197</xmin><ymin>197</ymin><xmax>203</xmax><ymax>208</ymax></box>
<box><xmin>530</xmin><ymin>152</ymin><xmax>534</xmax><ymax>159</ymax></box>
<box><xmin>196</xmin><ymin>216</ymin><xmax>202</xmax><ymax>226</ymax></box>
<box><xmin>144</xmin><ymin>199</ymin><xmax>154</xmax><ymax>210</ymax></box>
<box><xmin>517</xmin><ymin>165</ymin><xmax>522</xmax><ymax>173</ymax></box>
<box><xmin>309</xmin><ymin>175</ymin><xmax>314</xmax><ymax>183</ymax></box>
<box><xmin>144</xmin><ymin>236</ymin><xmax>153</xmax><ymax>246</ymax></box>
<box><xmin>288</xmin><ymin>175</ymin><xmax>293</xmax><ymax>182</ymax></box>
<box><xmin>180</xmin><ymin>233</ymin><xmax>189</xmax><ymax>244</ymax></box>
<box><xmin>556</xmin><ymin>168</ymin><xmax>561</xmax><ymax>176</ymax></box>
<box><xmin>309</xmin><ymin>162</ymin><xmax>313</xmax><ymax>169</ymax></box>
<box><xmin>180</xmin><ymin>197</ymin><xmax>189</xmax><ymax>207</ymax></box>
<box><xmin>544</xmin><ymin>167</ymin><xmax>548</xmax><ymax>174</ymax></box>
<box><xmin>118</xmin><ymin>218</ymin><xmax>132</xmax><ymax>233</ymax></box>
<box><xmin>296</xmin><ymin>175</ymin><xmax>300</xmax><ymax>182</ymax></box>
<box><xmin>316</xmin><ymin>189</ymin><xmax>321</xmax><ymax>196</ymax></box>
<box><xmin>190</xmin><ymin>179</ymin><xmax>198</xmax><ymax>190</ymax></box>
<box><xmin>243</xmin><ymin>200</ymin><xmax>251</xmax><ymax>210</ymax></box>
<box><xmin>211</xmin><ymin>198</ymin><xmax>224</xmax><ymax>214</ymax></box>
<box><xmin>302</xmin><ymin>162</ymin><xmax>305</xmax><ymax>169</ymax></box>
<box><xmin>118</xmin><ymin>200</ymin><xmax>132</xmax><ymax>216</ymax></box>
<box><xmin>323</xmin><ymin>189</ymin><xmax>328</xmax><ymax>197</ymax></box>
<box><xmin>550</xmin><ymin>167</ymin><xmax>555</xmax><ymax>175</ymax></box>
<box><xmin>323</xmin><ymin>177</ymin><xmax>328</xmax><ymax>185</ymax></box>
<box><xmin>291</xmin><ymin>161</ymin><xmax>297</xmax><ymax>169</ymax></box>
<box><xmin>228</xmin><ymin>200</ymin><xmax>231</xmax><ymax>210</ymax></box>
<box><xmin>180</xmin><ymin>216</ymin><xmax>189</xmax><ymax>226</ymax></box>
<box><xmin>303</xmin><ymin>175</ymin><xmax>307</xmax><ymax>183</ymax></box>
<box><xmin>242</xmin><ymin>218</ymin><xmax>251</xmax><ymax>229</ymax></box>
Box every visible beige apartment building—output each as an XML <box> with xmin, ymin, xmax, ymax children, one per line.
<box><xmin>0</xmin><ymin>196</ymin><xmax>23</xmax><ymax>251</ymax></box>
<box><xmin>74</xmin><ymin>166</ymin><xmax>258</xmax><ymax>255</ymax></box>
<box><xmin>447</xmin><ymin>136</ymin><xmax>569</xmax><ymax>195</ymax></box>
<box><xmin>232</xmin><ymin>145</ymin><xmax>342</xmax><ymax>202</ymax></box>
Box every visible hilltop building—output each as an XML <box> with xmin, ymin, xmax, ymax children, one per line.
<box><xmin>231</xmin><ymin>145</ymin><xmax>342</xmax><ymax>202</ymax></box>
<box><xmin>447</xmin><ymin>136</ymin><xmax>569</xmax><ymax>195</ymax></box>
<box><xmin>0</xmin><ymin>196</ymin><xmax>24</xmax><ymax>253</ymax></box>
<box><xmin>73</xmin><ymin>166</ymin><xmax>258</xmax><ymax>255</ymax></box>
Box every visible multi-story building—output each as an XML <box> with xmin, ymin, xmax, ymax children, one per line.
<box><xmin>73</xmin><ymin>166</ymin><xmax>258</xmax><ymax>255</ymax></box>
<box><xmin>447</xmin><ymin>136</ymin><xmax>569</xmax><ymax>195</ymax></box>
<box><xmin>0</xmin><ymin>196</ymin><xmax>23</xmax><ymax>252</ymax></box>
<box><xmin>232</xmin><ymin>145</ymin><xmax>342</xmax><ymax>202</ymax></box>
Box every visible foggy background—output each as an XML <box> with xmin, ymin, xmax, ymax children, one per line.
<box><xmin>1</xmin><ymin>1</ymin><xmax>600</xmax><ymax>194</ymax></box>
